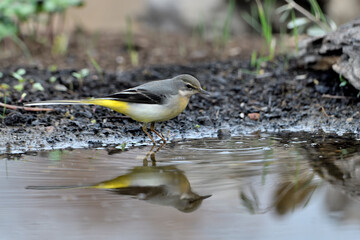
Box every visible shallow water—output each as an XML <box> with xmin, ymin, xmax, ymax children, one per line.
<box><xmin>1</xmin><ymin>133</ymin><xmax>360</xmax><ymax>240</ymax></box>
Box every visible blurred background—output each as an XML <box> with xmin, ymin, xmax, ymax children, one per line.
<box><xmin>1</xmin><ymin>0</ymin><xmax>360</xmax><ymax>71</ymax></box>
<box><xmin>65</xmin><ymin>0</ymin><xmax>360</xmax><ymax>34</ymax></box>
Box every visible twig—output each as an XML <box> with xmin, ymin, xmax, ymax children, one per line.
<box><xmin>320</xmin><ymin>106</ymin><xmax>329</xmax><ymax>117</ymax></box>
<box><xmin>322</xmin><ymin>94</ymin><xmax>353</xmax><ymax>99</ymax></box>
<box><xmin>0</xmin><ymin>102</ymin><xmax>54</xmax><ymax>112</ymax></box>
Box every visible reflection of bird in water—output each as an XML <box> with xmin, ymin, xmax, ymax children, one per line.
<box><xmin>26</xmin><ymin>165</ymin><xmax>211</xmax><ymax>213</ymax></box>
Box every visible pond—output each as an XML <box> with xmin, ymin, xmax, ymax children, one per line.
<box><xmin>1</xmin><ymin>133</ymin><xmax>360</xmax><ymax>240</ymax></box>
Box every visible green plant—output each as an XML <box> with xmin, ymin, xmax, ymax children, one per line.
<box><xmin>19</xmin><ymin>92</ymin><xmax>26</xmax><ymax>102</ymax></box>
<box><xmin>194</xmin><ymin>15</ymin><xmax>206</xmax><ymax>40</ymax></box>
<box><xmin>291</xmin><ymin>10</ymin><xmax>299</xmax><ymax>53</ymax></box>
<box><xmin>48</xmin><ymin>64</ymin><xmax>58</xmax><ymax>72</ymax></box>
<box><xmin>0</xmin><ymin>83</ymin><xmax>10</xmax><ymax>97</ymax></box>
<box><xmin>278</xmin><ymin>0</ymin><xmax>336</xmax><ymax>36</ymax></box>
<box><xmin>242</xmin><ymin>0</ymin><xmax>276</xmax><ymax>61</ymax></box>
<box><xmin>0</xmin><ymin>0</ymin><xmax>84</xmax><ymax>56</ymax></box>
<box><xmin>87</xmin><ymin>51</ymin><xmax>103</xmax><ymax>80</ymax></box>
<box><xmin>256</xmin><ymin>0</ymin><xmax>276</xmax><ymax>60</ymax></box>
<box><xmin>32</xmin><ymin>82</ymin><xmax>44</xmax><ymax>91</ymax></box>
<box><xmin>11</xmin><ymin>68</ymin><xmax>26</xmax><ymax>82</ymax></box>
<box><xmin>72</xmin><ymin>68</ymin><xmax>89</xmax><ymax>87</ymax></box>
<box><xmin>126</xmin><ymin>16</ymin><xmax>138</xmax><ymax>66</ymax></box>
<box><xmin>51</xmin><ymin>33</ymin><xmax>69</xmax><ymax>55</ymax></box>
<box><xmin>0</xmin><ymin>82</ymin><xmax>9</xmax><ymax>119</ymax></box>
<box><xmin>49</xmin><ymin>76</ymin><xmax>57</xmax><ymax>83</ymax></box>
<box><xmin>121</xmin><ymin>142</ymin><xmax>127</xmax><ymax>151</ymax></box>
<box><xmin>11</xmin><ymin>68</ymin><xmax>26</xmax><ymax>92</ymax></box>
<box><xmin>221</xmin><ymin>0</ymin><xmax>235</xmax><ymax>46</ymax></box>
<box><xmin>339</xmin><ymin>74</ymin><xmax>347</xmax><ymax>87</ymax></box>
<box><xmin>242</xmin><ymin>4</ymin><xmax>262</xmax><ymax>34</ymax></box>
<box><xmin>251</xmin><ymin>50</ymin><xmax>258</xmax><ymax>68</ymax></box>
<box><xmin>72</xmin><ymin>68</ymin><xmax>89</xmax><ymax>79</ymax></box>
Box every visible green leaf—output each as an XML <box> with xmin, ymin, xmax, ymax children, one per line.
<box><xmin>13</xmin><ymin>3</ymin><xmax>36</xmax><ymax>21</ymax></box>
<box><xmin>0</xmin><ymin>83</ymin><xmax>10</xmax><ymax>90</ymax></box>
<box><xmin>32</xmin><ymin>82</ymin><xmax>44</xmax><ymax>91</ymax></box>
<box><xmin>12</xmin><ymin>72</ymin><xmax>23</xmax><ymax>81</ymax></box>
<box><xmin>13</xmin><ymin>83</ymin><xmax>24</xmax><ymax>92</ymax></box>
<box><xmin>43</xmin><ymin>0</ymin><xmax>83</xmax><ymax>13</ymax></box>
<box><xmin>49</xmin><ymin>76</ymin><xmax>57</xmax><ymax>83</ymax></box>
<box><xmin>339</xmin><ymin>81</ymin><xmax>347</xmax><ymax>87</ymax></box>
<box><xmin>0</xmin><ymin>22</ymin><xmax>17</xmax><ymax>41</ymax></box>
<box><xmin>43</xmin><ymin>1</ymin><xmax>57</xmax><ymax>12</ymax></box>
<box><xmin>80</xmin><ymin>68</ymin><xmax>89</xmax><ymax>77</ymax></box>
<box><xmin>16</xmin><ymin>68</ymin><xmax>26</xmax><ymax>76</ymax></box>
<box><xmin>48</xmin><ymin>65</ymin><xmax>58</xmax><ymax>72</ymax></box>
<box><xmin>72</xmin><ymin>72</ymin><xmax>81</xmax><ymax>79</ymax></box>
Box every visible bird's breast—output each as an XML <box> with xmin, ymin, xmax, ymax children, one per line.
<box><xmin>126</xmin><ymin>95</ymin><xmax>190</xmax><ymax>123</ymax></box>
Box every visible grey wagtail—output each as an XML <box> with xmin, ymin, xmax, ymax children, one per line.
<box><xmin>26</xmin><ymin>165</ymin><xmax>211</xmax><ymax>212</ymax></box>
<box><xmin>25</xmin><ymin>74</ymin><xmax>209</xmax><ymax>144</ymax></box>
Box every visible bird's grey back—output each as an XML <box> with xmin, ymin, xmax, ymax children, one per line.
<box><xmin>134</xmin><ymin>77</ymin><xmax>183</xmax><ymax>96</ymax></box>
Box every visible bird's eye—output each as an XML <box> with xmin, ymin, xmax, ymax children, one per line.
<box><xmin>186</xmin><ymin>83</ymin><xmax>195</xmax><ymax>89</ymax></box>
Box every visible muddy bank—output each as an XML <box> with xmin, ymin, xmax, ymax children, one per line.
<box><xmin>1</xmin><ymin>58</ymin><xmax>360</xmax><ymax>154</ymax></box>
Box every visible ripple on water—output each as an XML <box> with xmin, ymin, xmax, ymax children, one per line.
<box><xmin>1</xmin><ymin>133</ymin><xmax>360</xmax><ymax>239</ymax></box>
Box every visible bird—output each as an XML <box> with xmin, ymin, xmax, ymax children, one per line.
<box><xmin>26</xmin><ymin>165</ymin><xmax>211</xmax><ymax>212</ymax></box>
<box><xmin>25</xmin><ymin>74</ymin><xmax>209</xmax><ymax>144</ymax></box>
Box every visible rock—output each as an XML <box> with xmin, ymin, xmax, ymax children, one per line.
<box><xmin>217</xmin><ymin>128</ymin><xmax>231</xmax><ymax>139</ymax></box>
<box><xmin>197</xmin><ymin>116</ymin><xmax>212</xmax><ymax>126</ymax></box>
<box><xmin>298</xmin><ymin>18</ymin><xmax>360</xmax><ymax>90</ymax></box>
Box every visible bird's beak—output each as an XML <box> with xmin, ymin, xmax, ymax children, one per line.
<box><xmin>199</xmin><ymin>88</ymin><xmax>210</xmax><ymax>95</ymax></box>
<box><xmin>200</xmin><ymin>194</ymin><xmax>212</xmax><ymax>200</ymax></box>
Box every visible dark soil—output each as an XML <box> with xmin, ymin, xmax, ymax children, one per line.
<box><xmin>1</xmin><ymin>55</ymin><xmax>360</xmax><ymax>154</ymax></box>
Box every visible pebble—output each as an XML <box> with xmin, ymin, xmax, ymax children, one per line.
<box><xmin>217</xmin><ymin>128</ymin><xmax>231</xmax><ymax>139</ymax></box>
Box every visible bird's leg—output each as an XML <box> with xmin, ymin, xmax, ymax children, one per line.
<box><xmin>143</xmin><ymin>141</ymin><xmax>166</xmax><ymax>166</ymax></box>
<box><xmin>150</xmin><ymin>122</ymin><xmax>166</xmax><ymax>143</ymax></box>
<box><xmin>142</xmin><ymin>123</ymin><xmax>156</xmax><ymax>145</ymax></box>
<box><xmin>143</xmin><ymin>144</ymin><xmax>156</xmax><ymax>166</ymax></box>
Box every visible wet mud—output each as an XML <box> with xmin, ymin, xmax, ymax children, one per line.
<box><xmin>1</xmin><ymin>58</ymin><xmax>360</xmax><ymax>154</ymax></box>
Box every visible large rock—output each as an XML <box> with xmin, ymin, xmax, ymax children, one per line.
<box><xmin>298</xmin><ymin>18</ymin><xmax>360</xmax><ymax>90</ymax></box>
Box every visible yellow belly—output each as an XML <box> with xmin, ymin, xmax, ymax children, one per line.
<box><xmin>126</xmin><ymin>96</ymin><xmax>189</xmax><ymax>123</ymax></box>
<box><xmin>83</xmin><ymin>96</ymin><xmax>189</xmax><ymax>123</ymax></box>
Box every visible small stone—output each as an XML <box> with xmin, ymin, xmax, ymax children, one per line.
<box><xmin>248</xmin><ymin>113</ymin><xmax>260</xmax><ymax>121</ymax></box>
<box><xmin>346</xmin><ymin>117</ymin><xmax>353</xmax><ymax>123</ymax></box>
<box><xmin>45</xmin><ymin>126</ymin><xmax>54</xmax><ymax>133</ymax></box>
<box><xmin>217</xmin><ymin>128</ymin><xmax>231</xmax><ymax>139</ymax></box>
<box><xmin>197</xmin><ymin>116</ymin><xmax>212</xmax><ymax>126</ymax></box>
<box><xmin>239</xmin><ymin>113</ymin><xmax>245</xmax><ymax>119</ymax></box>
<box><xmin>54</xmin><ymin>84</ymin><xmax>68</xmax><ymax>91</ymax></box>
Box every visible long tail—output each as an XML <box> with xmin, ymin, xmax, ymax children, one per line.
<box><xmin>25</xmin><ymin>184</ymin><xmax>93</xmax><ymax>190</ymax></box>
<box><xmin>24</xmin><ymin>99</ymin><xmax>129</xmax><ymax>113</ymax></box>
<box><xmin>24</xmin><ymin>99</ymin><xmax>92</xmax><ymax>107</ymax></box>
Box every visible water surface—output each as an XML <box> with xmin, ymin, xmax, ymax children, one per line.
<box><xmin>1</xmin><ymin>133</ymin><xmax>360</xmax><ymax>240</ymax></box>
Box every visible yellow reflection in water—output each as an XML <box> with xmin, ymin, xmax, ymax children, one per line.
<box><xmin>26</xmin><ymin>149</ymin><xmax>211</xmax><ymax>213</ymax></box>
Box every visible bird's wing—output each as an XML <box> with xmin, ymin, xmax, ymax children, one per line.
<box><xmin>105</xmin><ymin>88</ymin><xmax>165</xmax><ymax>104</ymax></box>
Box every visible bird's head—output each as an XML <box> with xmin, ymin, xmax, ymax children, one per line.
<box><xmin>174</xmin><ymin>74</ymin><xmax>209</xmax><ymax>97</ymax></box>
